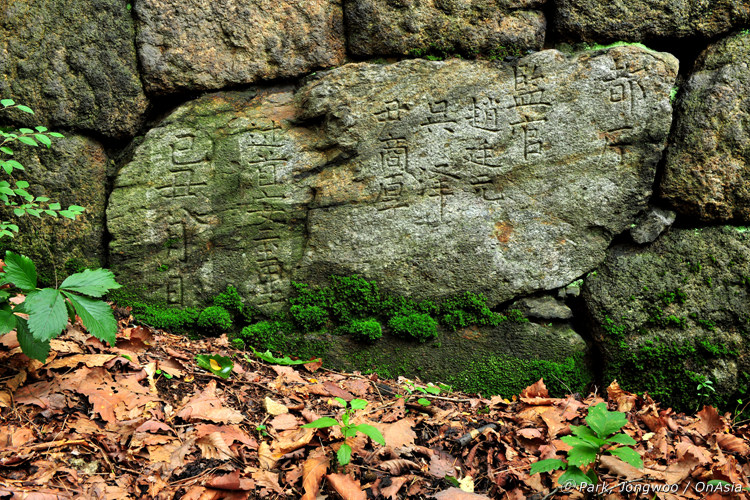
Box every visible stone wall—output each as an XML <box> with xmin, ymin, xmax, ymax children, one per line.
<box><xmin>3</xmin><ymin>0</ymin><xmax>750</xmax><ymax>408</ymax></box>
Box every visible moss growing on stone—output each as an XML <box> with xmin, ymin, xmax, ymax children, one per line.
<box><xmin>197</xmin><ymin>306</ymin><xmax>232</xmax><ymax>334</ymax></box>
<box><xmin>439</xmin><ymin>291</ymin><xmax>507</xmax><ymax>330</ymax></box>
<box><xmin>340</xmin><ymin>318</ymin><xmax>383</xmax><ymax>342</ymax></box>
<box><xmin>213</xmin><ymin>285</ymin><xmax>243</xmax><ymax>318</ymax></box>
<box><xmin>388</xmin><ymin>313</ymin><xmax>438</xmax><ymax>342</ymax></box>
<box><xmin>447</xmin><ymin>352</ymin><xmax>591</xmax><ymax>398</ymax></box>
<box><xmin>290</xmin><ymin>304</ymin><xmax>328</xmax><ymax>333</ymax></box>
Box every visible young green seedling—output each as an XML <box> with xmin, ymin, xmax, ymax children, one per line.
<box><xmin>531</xmin><ymin>403</ymin><xmax>643</xmax><ymax>486</ymax></box>
<box><xmin>398</xmin><ymin>380</ymin><xmax>442</xmax><ymax>406</ymax></box>
<box><xmin>301</xmin><ymin>398</ymin><xmax>385</xmax><ymax>466</ymax></box>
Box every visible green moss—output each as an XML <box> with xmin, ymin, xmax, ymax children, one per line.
<box><xmin>340</xmin><ymin>318</ymin><xmax>383</xmax><ymax>342</ymax></box>
<box><xmin>237</xmin><ymin>320</ymin><xmax>329</xmax><ymax>361</ymax></box>
<box><xmin>140</xmin><ymin>305</ymin><xmax>200</xmax><ymax>331</ymax></box>
<box><xmin>64</xmin><ymin>257</ymin><xmax>90</xmax><ymax>275</ymax></box>
<box><xmin>290</xmin><ymin>304</ymin><xmax>328</xmax><ymax>332</ymax></box>
<box><xmin>439</xmin><ymin>291</ymin><xmax>506</xmax><ymax>330</ymax></box>
<box><xmin>197</xmin><ymin>306</ymin><xmax>232</xmax><ymax>334</ymax></box>
<box><xmin>213</xmin><ymin>285</ymin><xmax>244</xmax><ymax>317</ymax></box>
<box><xmin>448</xmin><ymin>352</ymin><xmax>592</xmax><ymax>398</ymax></box>
<box><xmin>388</xmin><ymin>313</ymin><xmax>438</xmax><ymax>342</ymax></box>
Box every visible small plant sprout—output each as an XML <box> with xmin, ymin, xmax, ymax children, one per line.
<box><xmin>530</xmin><ymin>403</ymin><xmax>643</xmax><ymax>486</ymax></box>
<box><xmin>399</xmin><ymin>379</ymin><xmax>442</xmax><ymax>406</ymax></box>
<box><xmin>301</xmin><ymin>398</ymin><xmax>385</xmax><ymax>466</ymax></box>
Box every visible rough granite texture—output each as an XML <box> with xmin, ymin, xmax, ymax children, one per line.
<box><xmin>661</xmin><ymin>32</ymin><xmax>750</xmax><ymax>222</ymax></box>
<box><xmin>555</xmin><ymin>0</ymin><xmax>750</xmax><ymax>43</ymax></box>
<box><xmin>0</xmin><ymin>134</ymin><xmax>108</xmax><ymax>278</ymax></box>
<box><xmin>584</xmin><ymin>226</ymin><xmax>750</xmax><ymax>408</ymax></box>
<box><xmin>345</xmin><ymin>0</ymin><xmax>546</xmax><ymax>57</ymax></box>
<box><xmin>297</xmin><ymin>47</ymin><xmax>677</xmax><ymax>305</ymax></box>
<box><xmin>108</xmin><ymin>46</ymin><xmax>677</xmax><ymax>312</ymax></box>
<box><xmin>0</xmin><ymin>0</ymin><xmax>147</xmax><ymax>139</ymax></box>
<box><xmin>135</xmin><ymin>0</ymin><xmax>346</xmax><ymax>94</ymax></box>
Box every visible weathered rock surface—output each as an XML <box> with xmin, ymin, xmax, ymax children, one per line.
<box><xmin>661</xmin><ymin>32</ymin><xmax>750</xmax><ymax>222</ymax></box>
<box><xmin>345</xmin><ymin>0</ymin><xmax>546</xmax><ymax>57</ymax></box>
<box><xmin>0</xmin><ymin>134</ymin><xmax>108</xmax><ymax>280</ymax></box>
<box><xmin>108</xmin><ymin>47</ymin><xmax>677</xmax><ymax>312</ymax></box>
<box><xmin>297</xmin><ymin>47</ymin><xmax>677</xmax><ymax>305</ymax></box>
<box><xmin>135</xmin><ymin>0</ymin><xmax>346</xmax><ymax>94</ymax></box>
<box><xmin>583</xmin><ymin>226</ymin><xmax>750</xmax><ymax>410</ymax></box>
<box><xmin>630</xmin><ymin>206</ymin><xmax>676</xmax><ymax>244</ymax></box>
<box><xmin>0</xmin><ymin>0</ymin><xmax>147</xmax><ymax>139</ymax></box>
<box><xmin>555</xmin><ymin>0</ymin><xmax>750</xmax><ymax>42</ymax></box>
<box><xmin>514</xmin><ymin>296</ymin><xmax>573</xmax><ymax>320</ymax></box>
<box><xmin>108</xmin><ymin>89</ymin><xmax>324</xmax><ymax>312</ymax></box>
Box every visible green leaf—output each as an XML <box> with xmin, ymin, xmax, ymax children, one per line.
<box><xmin>6</xmin><ymin>160</ymin><xmax>23</xmax><ymax>170</ymax></box>
<box><xmin>48</xmin><ymin>132</ymin><xmax>64</xmax><ymax>138</ymax></box>
<box><xmin>195</xmin><ymin>354</ymin><xmax>233</xmax><ymax>379</ymax></box>
<box><xmin>566</xmin><ymin>444</ymin><xmax>599</xmax><ymax>467</ymax></box>
<box><xmin>569</xmin><ymin>426</ymin><xmax>608</xmax><ymax>448</ymax></box>
<box><xmin>15</xmin><ymin>181</ymin><xmax>28</xmax><ymax>188</ymax></box>
<box><xmin>16</xmin><ymin>317</ymin><xmax>50</xmax><ymax>362</ymax></box>
<box><xmin>60</xmin><ymin>268</ymin><xmax>121</xmax><ymax>297</ymax></box>
<box><xmin>18</xmin><ymin>128</ymin><xmax>34</xmax><ymax>134</ymax></box>
<box><xmin>36</xmin><ymin>197</ymin><xmax>49</xmax><ymax>202</ymax></box>
<box><xmin>606</xmin><ymin>433</ymin><xmax>637</xmax><ymax>446</ymax></box>
<box><xmin>1</xmin><ymin>99</ymin><xmax>15</xmax><ymax>107</ymax></box>
<box><xmin>342</xmin><ymin>426</ymin><xmax>357</xmax><ymax>438</ymax></box>
<box><xmin>301</xmin><ymin>417</ymin><xmax>339</xmax><ymax>429</ymax></box>
<box><xmin>249</xmin><ymin>346</ymin><xmax>317</xmax><ymax>366</ymax></box>
<box><xmin>424</xmin><ymin>385</ymin><xmax>441</xmax><ymax>394</ymax></box>
<box><xmin>13</xmin><ymin>208</ymin><xmax>25</xmax><ymax>217</ymax></box>
<box><xmin>16</xmin><ymin>105</ymin><xmax>34</xmax><ymax>114</ymax></box>
<box><xmin>69</xmin><ymin>205</ymin><xmax>85</xmax><ymax>212</ymax></box>
<box><xmin>334</xmin><ymin>396</ymin><xmax>347</xmax><ymax>407</ymax></box>
<box><xmin>586</xmin><ymin>468</ymin><xmax>598</xmax><ymax>484</ymax></box>
<box><xmin>0</xmin><ymin>302</ymin><xmax>16</xmax><ymax>335</ymax></box>
<box><xmin>337</xmin><ymin>443</ymin><xmax>352</xmax><ymax>465</ymax></box>
<box><xmin>34</xmin><ymin>126</ymin><xmax>47</xmax><ymax>133</ymax></box>
<box><xmin>1</xmin><ymin>251</ymin><xmax>37</xmax><ymax>291</ymax></box>
<box><xmin>350</xmin><ymin>399</ymin><xmax>367</xmax><ymax>410</ymax></box>
<box><xmin>17</xmin><ymin>136</ymin><xmax>38</xmax><ymax>147</ymax></box>
<box><xmin>0</xmin><ymin>147</ymin><xmax>13</xmax><ymax>155</ymax></box>
<box><xmin>0</xmin><ymin>187</ymin><xmax>15</xmax><ymax>196</ymax></box>
<box><xmin>607</xmin><ymin>446</ymin><xmax>643</xmax><ymax>469</ymax></box>
<box><xmin>49</xmin><ymin>202</ymin><xmax>61</xmax><ymax>210</ymax></box>
<box><xmin>585</xmin><ymin>403</ymin><xmax>627</xmax><ymax>438</ymax></box>
<box><xmin>444</xmin><ymin>475</ymin><xmax>460</xmax><ymax>487</ymax></box>
<box><xmin>25</xmin><ymin>288</ymin><xmax>67</xmax><ymax>341</ymax></box>
<box><xmin>417</xmin><ymin>398</ymin><xmax>431</xmax><ymax>406</ymax></box>
<box><xmin>530</xmin><ymin>458</ymin><xmax>566</xmax><ymax>475</ymax></box>
<box><xmin>557</xmin><ymin>466</ymin><xmax>594</xmax><ymax>487</ymax></box>
<box><xmin>65</xmin><ymin>298</ymin><xmax>76</xmax><ymax>323</ymax></box>
<box><xmin>707</xmin><ymin>480</ymin><xmax>732</xmax><ymax>488</ymax></box>
<box><xmin>352</xmin><ymin>423</ymin><xmax>385</xmax><ymax>445</ymax></box>
<box><xmin>62</xmin><ymin>292</ymin><xmax>117</xmax><ymax>346</ymax></box>
<box><xmin>34</xmin><ymin>134</ymin><xmax>51</xmax><ymax>147</ymax></box>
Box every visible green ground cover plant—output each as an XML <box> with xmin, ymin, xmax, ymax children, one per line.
<box><xmin>531</xmin><ymin>403</ymin><xmax>642</xmax><ymax>486</ymax></box>
<box><xmin>0</xmin><ymin>100</ymin><xmax>120</xmax><ymax>361</ymax></box>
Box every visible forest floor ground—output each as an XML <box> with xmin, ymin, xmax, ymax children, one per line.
<box><xmin>0</xmin><ymin>308</ymin><xmax>749</xmax><ymax>499</ymax></box>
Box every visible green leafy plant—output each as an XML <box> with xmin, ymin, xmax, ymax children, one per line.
<box><xmin>195</xmin><ymin>354</ymin><xmax>234</xmax><ymax>379</ymax></box>
<box><xmin>398</xmin><ymin>379</ymin><xmax>442</xmax><ymax>406</ymax></box>
<box><xmin>256</xmin><ymin>424</ymin><xmax>268</xmax><ymax>437</ymax></box>
<box><xmin>0</xmin><ymin>251</ymin><xmax>121</xmax><ymax>361</ymax></box>
<box><xmin>290</xmin><ymin>304</ymin><xmax>328</xmax><ymax>332</ymax></box>
<box><xmin>197</xmin><ymin>305</ymin><xmax>232</xmax><ymax>334</ymax></box>
<box><xmin>247</xmin><ymin>346</ymin><xmax>320</xmax><ymax>367</ymax></box>
<box><xmin>530</xmin><ymin>403</ymin><xmax>643</xmax><ymax>486</ymax></box>
<box><xmin>301</xmin><ymin>398</ymin><xmax>385</xmax><ymax>466</ymax></box>
<box><xmin>0</xmin><ymin>99</ymin><xmax>84</xmax><ymax>238</ymax></box>
<box><xmin>695</xmin><ymin>375</ymin><xmax>717</xmax><ymax>410</ymax></box>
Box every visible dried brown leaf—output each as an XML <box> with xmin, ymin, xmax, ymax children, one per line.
<box><xmin>606</xmin><ymin>380</ymin><xmax>637</xmax><ymax>413</ymax></box>
<box><xmin>176</xmin><ymin>380</ymin><xmax>244</xmax><ymax>424</ymax></box>
<box><xmin>377</xmin><ymin>418</ymin><xmax>416</xmax><ymax>449</ymax></box>
<box><xmin>379</xmin><ymin>458</ymin><xmax>421</xmax><ymax>475</ymax></box>
<box><xmin>300</xmin><ymin>448</ymin><xmax>328</xmax><ymax>500</ymax></box>
<box><xmin>325</xmin><ymin>473</ymin><xmax>366</xmax><ymax>500</ymax></box>
<box><xmin>520</xmin><ymin>379</ymin><xmax>549</xmax><ymax>398</ymax></box>
<box><xmin>715</xmin><ymin>433</ymin><xmax>750</xmax><ymax>456</ymax></box>
<box><xmin>693</xmin><ymin>406</ymin><xmax>724</xmax><ymax>436</ymax></box>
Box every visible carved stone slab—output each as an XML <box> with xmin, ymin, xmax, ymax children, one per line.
<box><xmin>297</xmin><ymin>47</ymin><xmax>677</xmax><ymax>304</ymax></box>
<box><xmin>108</xmin><ymin>89</ymin><xmax>323</xmax><ymax>312</ymax></box>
